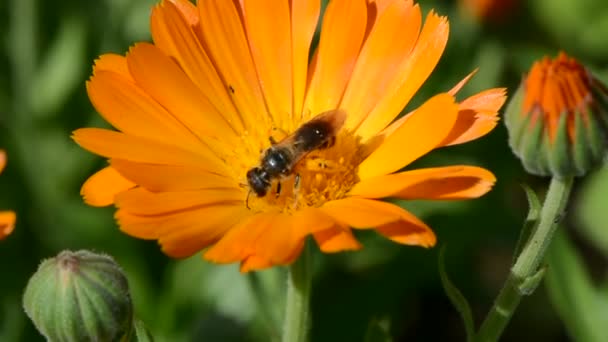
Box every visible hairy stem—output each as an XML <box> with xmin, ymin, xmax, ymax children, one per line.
<box><xmin>476</xmin><ymin>176</ymin><xmax>574</xmax><ymax>341</ymax></box>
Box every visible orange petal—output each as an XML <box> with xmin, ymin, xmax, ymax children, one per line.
<box><xmin>355</xmin><ymin>11</ymin><xmax>449</xmax><ymax>140</ymax></box>
<box><xmin>93</xmin><ymin>54</ymin><xmax>131</xmax><ymax>79</ymax></box>
<box><xmin>204</xmin><ymin>213</ymin><xmax>274</xmax><ymax>263</ymax></box>
<box><xmin>197</xmin><ymin>0</ymin><xmax>270</xmax><ymax>131</ymax></box>
<box><xmin>379</xmin><ymin>78</ymin><xmax>503</xmax><ymax>140</ymax></box>
<box><xmin>253</xmin><ymin>208</ymin><xmax>337</xmax><ymax>264</ymax></box>
<box><xmin>342</xmin><ymin>1</ymin><xmax>421</xmax><ymax>131</ymax></box>
<box><xmin>0</xmin><ymin>150</ymin><xmax>6</xmax><ymax>173</ymax></box>
<box><xmin>320</xmin><ymin>197</ymin><xmax>405</xmax><ymax>228</ymax></box>
<box><xmin>126</xmin><ymin>43</ymin><xmax>238</xmax><ymax>146</ymax></box>
<box><xmin>252</xmin><ymin>214</ymin><xmax>303</xmax><ymax>265</ymax></box>
<box><xmin>290</xmin><ymin>207</ymin><xmax>338</xmax><ymax>238</ymax></box>
<box><xmin>440</xmin><ymin>88</ymin><xmax>507</xmax><ymax>146</ymax></box>
<box><xmin>320</xmin><ymin>198</ymin><xmax>435</xmax><ymax>247</ymax></box>
<box><xmin>87</xmin><ymin>70</ymin><xmax>203</xmax><ymax>149</ymax></box>
<box><xmin>0</xmin><ymin>211</ymin><xmax>16</xmax><ymax>240</ymax></box>
<box><xmin>313</xmin><ymin>227</ymin><xmax>362</xmax><ymax>253</ymax></box>
<box><xmin>281</xmin><ymin>239</ymin><xmax>306</xmax><ymax>265</ymax></box>
<box><xmin>206</xmin><ymin>210</ymin><xmax>328</xmax><ymax>267</ymax></box>
<box><xmin>158</xmin><ymin>206</ymin><xmax>249</xmax><ymax>258</ymax></box>
<box><xmin>358</xmin><ymin>93</ymin><xmax>459</xmax><ymax>179</ymax></box>
<box><xmin>117</xmin><ymin>203</ymin><xmax>246</xmax><ymax>252</ymax></box>
<box><xmin>350</xmin><ymin>165</ymin><xmax>496</xmax><ymax>199</ymax></box>
<box><xmin>240</xmin><ymin>255</ymin><xmax>273</xmax><ymax>272</ymax></box>
<box><xmin>303</xmin><ymin>0</ymin><xmax>367</xmax><ymax>117</ymax></box>
<box><xmin>290</xmin><ymin>0</ymin><xmax>321</xmax><ymax>120</ymax></box>
<box><xmin>167</xmin><ymin>0</ymin><xmax>199</xmax><ymax>26</ymax></box>
<box><xmin>244</xmin><ymin>0</ymin><xmax>293</xmax><ymax>128</ymax></box>
<box><xmin>72</xmin><ymin>128</ymin><xmax>222</xmax><ymax>169</ymax></box>
<box><xmin>110</xmin><ymin>159</ymin><xmax>236</xmax><ymax>192</ymax></box>
<box><xmin>376</xmin><ymin>218</ymin><xmax>436</xmax><ymax>247</ymax></box>
<box><xmin>448</xmin><ymin>69</ymin><xmax>478</xmax><ymax>96</ymax></box>
<box><xmin>115</xmin><ymin>187</ymin><xmax>243</xmax><ymax>215</ymax></box>
<box><xmin>368</xmin><ymin>0</ymin><xmax>402</xmax><ymax>18</ymax></box>
<box><xmin>150</xmin><ymin>2</ymin><xmax>243</xmax><ymax>132</ymax></box>
<box><xmin>81</xmin><ymin>166</ymin><xmax>136</xmax><ymax>207</ymax></box>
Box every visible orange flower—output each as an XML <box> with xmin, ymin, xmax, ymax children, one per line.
<box><xmin>74</xmin><ymin>0</ymin><xmax>506</xmax><ymax>271</ymax></box>
<box><xmin>459</xmin><ymin>0</ymin><xmax>517</xmax><ymax>22</ymax></box>
<box><xmin>0</xmin><ymin>150</ymin><xmax>16</xmax><ymax>240</ymax></box>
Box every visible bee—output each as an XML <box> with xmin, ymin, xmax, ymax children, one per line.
<box><xmin>246</xmin><ymin>109</ymin><xmax>347</xmax><ymax>201</ymax></box>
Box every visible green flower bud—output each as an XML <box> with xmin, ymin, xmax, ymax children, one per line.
<box><xmin>23</xmin><ymin>250</ymin><xmax>133</xmax><ymax>341</ymax></box>
<box><xmin>505</xmin><ymin>52</ymin><xmax>608</xmax><ymax>178</ymax></box>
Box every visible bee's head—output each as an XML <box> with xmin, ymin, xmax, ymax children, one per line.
<box><xmin>246</xmin><ymin>167</ymin><xmax>270</xmax><ymax>197</ymax></box>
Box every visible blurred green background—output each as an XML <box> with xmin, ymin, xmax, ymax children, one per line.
<box><xmin>2</xmin><ymin>0</ymin><xmax>608</xmax><ymax>341</ymax></box>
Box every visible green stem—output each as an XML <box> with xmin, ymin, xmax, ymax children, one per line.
<box><xmin>476</xmin><ymin>176</ymin><xmax>574</xmax><ymax>342</ymax></box>
<box><xmin>248</xmin><ymin>272</ymin><xmax>280</xmax><ymax>339</ymax></box>
<box><xmin>282</xmin><ymin>242</ymin><xmax>312</xmax><ymax>342</ymax></box>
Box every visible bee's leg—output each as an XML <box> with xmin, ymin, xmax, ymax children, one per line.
<box><xmin>319</xmin><ymin>136</ymin><xmax>336</xmax><ymax>149</ymax></box>
<box><xmin>291</xmin><ymin>173</ymin><xmax>301</xmax><ymax>210</ymax></box>
<box><xmin>268</xmin><ymin>125</ymin><xmax>289</xmax><ymax>145</ymax></box>
<box><xmin>245</xmin><ymin>190</ymin><xmax>252</xmax><ymax>210</ymax></box>
<box><xmin>275</xmin><ymin>181</ymin><xmax>282</xmax><ymax>198</ymax></box>
<box><xmin>294</xmin><ymin>173</ymin><xmax>301</xmax><ymax>190</ymax></box>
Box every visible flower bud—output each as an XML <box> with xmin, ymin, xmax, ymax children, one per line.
<box><xmin>23</xmin><ymin>250</ymin><xmax>133</xmax><ymax>341</ymax></box>
<box><xmin>505</xmin><ymin>52</ymin><xmax>608</xmax><ymax>178</ymax></box>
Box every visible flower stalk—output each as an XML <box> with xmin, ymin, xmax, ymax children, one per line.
<box><xmin>476</xmin><ymin>176</ymin><xmax>574</xmax><ymax>341</ymax></box>
<box><xmin>282</xmin><ymin>242</ymin><xmax>312</xmax><ymax>342</ymax></box>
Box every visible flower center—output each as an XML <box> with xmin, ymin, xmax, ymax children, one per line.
<box><xmin>244</xmin><ymin>130</ymin><xmax>364</xmax><ymax>214</ymax></box>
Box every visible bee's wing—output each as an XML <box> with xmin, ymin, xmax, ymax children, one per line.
<box><xmin>276</xmin><ymin>109</ymin><xmax>346</xmax><ymax>148</ymax></box>
<box><xmin>307</xmin><ymin>109</ymin><xmax>347</xmax><ymax>132</ymax></box>
<box><xmin>272</xmin><ymin>109</ymin><xmax>347</xmax><ymax>164</ymax></box>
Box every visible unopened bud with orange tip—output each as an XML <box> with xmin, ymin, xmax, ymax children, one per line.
<box><xmin>505</xmin><ymin>52</ymin><xmax>608</xmax><ymax>178</ymax></box>
<box><xmin>23</xmin><ymin>250</ymin><xmax>133</xmax><ymax>341</ymax></box>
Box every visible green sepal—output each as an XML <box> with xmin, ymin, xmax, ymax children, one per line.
<box><xmin>546</xmin><ymin>109</ymin><xmax>571</xmax><ymax>177</ymax></box>
<box><xmin>504</xmin><ymin>84</ymin><xmax>527</xmax><ymax>157</ymax></box>
<box><xmin>132</xmin><ymin>319</ymin><xmax>154</xmax><ymax>342</ymax></box>
<box><xmin>517</xmin><ymin>267</ymin><xmax>545</xmax><ymax>296</ymax></box>
<box><xmin>438</xmin><ymin>246</ymin><xmax>475</xmax><ymax>342</ymax></box>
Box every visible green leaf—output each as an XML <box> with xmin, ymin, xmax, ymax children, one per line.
<box><xmin>512</xmin><ymin>184</ymin><xmax>542</xmax><ymax>264</ymax></box>
<box><xmin>438</xmin><ymin>246</ymin><xmax>475</xmax><ymax>342</ymax></box>
<box><xmin>545</xmin><ymin>230</ymin><xmax>608</xmax><ymax>342</ymax></box>
<box><xmin>364</xmin><ymin>317</ymin><xmax>392</xmax><ymax>342</ymax></box>
<box><xmin>29</xmin><ymin>16</ymin><xmax>87</xmax><ymax>118</ymax></box>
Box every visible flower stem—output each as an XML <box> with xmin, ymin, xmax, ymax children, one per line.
<box><xmin>282</xmin><ymin>242</ymin><xmax>312</xmax><ymax>342</ymax></box>
<box><xmin>248</xmin><ymin>272</ymin><xmax>280</xmax><ymax>339</ymax></box>
<box><xmin>476</xmin><ymin>176</ymin><xmax>574</xmax><ymax>342</ymax></box>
